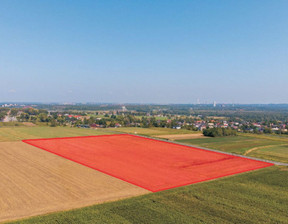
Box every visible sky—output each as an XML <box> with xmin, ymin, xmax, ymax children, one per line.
<box><xmin>0</xmin><ymin>0</ymin><xmax>287</xmax><ymax>104</ymax></box>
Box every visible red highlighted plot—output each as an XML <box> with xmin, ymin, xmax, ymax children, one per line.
<box><xmin>23</xmin><ymin>134</ymin><xmax>273</xmax><ymax>192</ymax></box>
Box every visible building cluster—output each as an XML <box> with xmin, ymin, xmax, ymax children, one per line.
<box><xmin>1</xmin><ymin>104</ymin><xmax>18</xmax><ymax>107</ymax></box>
<box><xmin>1</xmin><ymin>106</ymin><xmax>288</xmax><ymax>135</ymax></box>
<box><xmin>176</xmin><ymin>118</ymin><xmax>288</xmax><ymax>133</ymax></box>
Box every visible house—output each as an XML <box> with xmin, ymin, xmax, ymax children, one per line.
<box><xmin>2</xmin><ymin>116</ymin><xmax>17</xmax><ymax>122</ymax></box>
<box><xmin>173</xmin><ymin>126</ymin><xmax>181</xmax><ymax>130</ymax></box>
<box><xmin>90</xmin><ymin>124</ymin><xmax>103</xmax><ymax>128</ymax></box>
<box><xmin>252</xmin><ymin>123</ymin><xmax>261</xmax><ymax>128</ymax></box>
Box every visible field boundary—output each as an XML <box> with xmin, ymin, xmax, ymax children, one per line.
<box><xmin>23</xmin><ymin>133</ymin><xmax>287</xmax><ymax>166</ymax></box>
<box><xmin>23</xmin><ymin>134</ymin><xmax>275</xmax><ymax>192</ymax></box>
<box><xmin>23</xmin><ymin>133</ymin><xmax>276</xmax><ymax>166</ymax></box>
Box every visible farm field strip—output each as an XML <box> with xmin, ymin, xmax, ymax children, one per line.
<box><xmin>0</xmin><ymin>126</ymin><xmax>199</xmax><ymax>142</ymax></box>
<box><xmin>113</xmin><ymin>127</ymin><xmax>199</xmax><ymax>136</ymax></box>
<box><xmin>155</xmin><ymin>133</ymin><xmax>207</xmax><ymax>140</ymax></box>
<box><xmin>0</xmin><ymin>126</ymin><xmax>117</xmax><ymax>142</ymax></box>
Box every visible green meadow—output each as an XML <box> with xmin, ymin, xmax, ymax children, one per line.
<box><xmin>249</xmin><ymin>144</ymin><xmax>288</xmax><ymax>164</ymax></box>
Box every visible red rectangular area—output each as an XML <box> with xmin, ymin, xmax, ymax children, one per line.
<box><xmin>23</xmin><ymin>134</ymin><xmax>273</xmax><ymax>192</ymax></box>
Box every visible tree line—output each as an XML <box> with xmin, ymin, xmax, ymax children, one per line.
<box><xmin>203</xmin><ymin>128</ymin><xmax>237</xmax><ymax>137</ymax></box>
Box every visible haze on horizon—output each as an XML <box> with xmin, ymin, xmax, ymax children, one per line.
<box><xmin>0</xmin><ymin>0</ymin><xmax>287</xmax><ymax>104</ymax></box>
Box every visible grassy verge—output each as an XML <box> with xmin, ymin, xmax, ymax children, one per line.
<box><xmin>8</xmin><ymin>166</ymin><xmax>288</xmax><ymax>224</ymax></box>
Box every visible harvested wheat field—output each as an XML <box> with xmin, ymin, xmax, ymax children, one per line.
<box><xmin>0</xmin><ymin>142</ymin><xmax>149</xmax><ymax>223</ymax></box>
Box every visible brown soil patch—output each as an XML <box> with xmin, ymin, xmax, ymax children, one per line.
<box><xmin>22</xmin><ymin>122</ymin><xmax>36</xmax><ymax>127</ymax></box>
<box><xmin>0</xmin><ymin>142</ymin><xmax>149</xmax><ymax>223</ymax></box>
<box><xmin>155</xmin><ymin>133</ymin><xmax>207</xmax><ymax>140</ymax></box>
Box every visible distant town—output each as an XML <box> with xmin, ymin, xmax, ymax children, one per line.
<box><xmin>1</xmin><ymin>103</ymin><xmax>287</xmax><ymax>136</ymax></box>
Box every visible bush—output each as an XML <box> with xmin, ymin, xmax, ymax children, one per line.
<box><xmin>203</xmin><ymin>127</ymin><xmax>237</xmax><ymax>137</ymax></box>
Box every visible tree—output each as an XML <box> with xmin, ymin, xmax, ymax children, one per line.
<box><xmin>10</xmin><ymin>109</ymin><xmax>18</xmax><ymax>116</ymax></box>
<box><xmin>203</xmin><ymin>128</ymin><xmax>237</xmax><ymax>137</ymax></box>
<box><xmin>263</xmin><ymin>127</ymin><xmax>272</xmax><ymax>134</ymax></box>
<box><xmin>50</xmin><ymin>119</ymin><xmax>57</xmax><ymax>127</ymax></box>
<box><xmin>0</xmin><ymin>112</ymin><xmax>6</xmax><ymax>121</ymax></box>
<box><xmin>38</xmin><ymin>113</ymin><xmax>48</xmax><ymax>122</ymax></box>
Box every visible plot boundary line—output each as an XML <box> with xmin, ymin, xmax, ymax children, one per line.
<box><xmin>22</xmin><ymin>134</ymin><xmax>274</xmax><ymax>192</ymax></box>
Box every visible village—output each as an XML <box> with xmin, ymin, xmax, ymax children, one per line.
<box><xmin>1</xmin><ymin>104</ymin><xmax>287</xmax><ymax>135</ymax></box>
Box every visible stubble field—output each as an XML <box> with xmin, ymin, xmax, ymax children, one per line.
<box><xmin>0</xmin><ymin>141</ymin><xmax>148</xmax><ymax>222</ymax></box>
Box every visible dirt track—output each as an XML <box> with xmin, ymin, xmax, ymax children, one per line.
<box><xmin>0</xmin><ymin>142</ymin><xmax>149</xmax><ymax>223</ymax></box>
<box><xmin>155</xmin><ymin>133</ymin><xmax>207</xmax><ymax>140</ymax></box>
<box><xmin>244</xmin><ymin>143</ymin><xmax>288</xmax><ymax>155</ymax></box>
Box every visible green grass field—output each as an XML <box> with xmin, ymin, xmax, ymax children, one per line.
<box><xmin>177</xmin><ymin>135</ymin><xmax>288</xmax><ymax>163</ymax></box>
<box><xmin>8</xmin><ymin>166</ymin><xmax>288</xmax><ymax>224</ymax></box>
<box><xmin>248</xmin><ymin>144</ymin><xmax>288</xmax><ymax>164</ymax></box>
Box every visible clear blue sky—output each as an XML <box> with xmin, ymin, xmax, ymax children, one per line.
<box><xmin>0</xmin><ymin>0</ymin><xmax>287</xmax><ymax>104</ymax></box>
